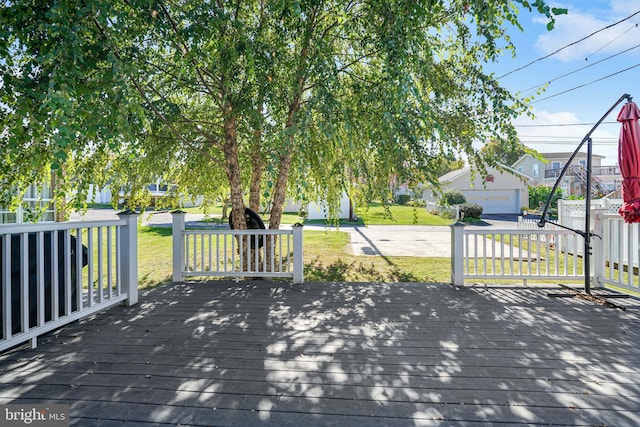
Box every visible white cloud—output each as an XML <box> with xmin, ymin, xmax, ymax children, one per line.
<box><xmin>534</xmin><ymin>3</ymin><xmax>640</xmax><ymax>62</ymax></box>
<box><xmin>610</xmin><ymin>0</ymin><xmax>640</xmax><ymax>15</ymax></box>
<box><xmin>515</xmin><ymin>109</ymin><xmax>619</xmax><ymax>163</ymax></box>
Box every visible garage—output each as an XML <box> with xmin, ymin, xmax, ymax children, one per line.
<box><xmin>461</xmin><ymin>189</ymin><xmax>520</xmax><ymax>214</ymax></box>
<box><xmin>428</xmin><ymin>166</ymin><xmax>530</xmax><ymax>215</ymax></box>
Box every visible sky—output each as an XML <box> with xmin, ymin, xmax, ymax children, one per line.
<box><xmin>484</xmin><ymin>0</ymin><xmax>640</xmax><ymax>165</ymax></box>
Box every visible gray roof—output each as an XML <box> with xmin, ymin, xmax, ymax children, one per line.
<box><xmin>439</xmin><ymin>165</ymin><xmax>531</xmax><ymax>183</ymax></box>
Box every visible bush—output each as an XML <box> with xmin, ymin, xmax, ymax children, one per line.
<box><xmin>395</xmin><ymin>194</ymin><xmax>411</xmax><ymax>205</ymax></box>
<box><xmin>529</xmin><ymin>185</ymin><xmax>563</xmax><ymax>211</ymax></box>
<box><xmin>460</xmin><ymin>203</ymin><xmax>483</xmax><ymax>219</ymax></box>
<box><xmin>440</xmin><ymin>189</ymin><xmax>466</xmax><ymax>207</ymax></box>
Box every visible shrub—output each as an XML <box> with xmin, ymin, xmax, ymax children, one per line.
<box><xmin>529</xmin><ymin>185</ymin><xmax>563</xmax><ymax>211</ymax></box>
<box><xmin>460</xmin><ymin>203</ymin><xmax>483</xmax><ymax>219</ymax></box>
<box><xmin>395</xmin><ymin>194</ymin><xmax>411</xmax><ymax>205</ymax></box>
<box><xmin>440</xmin><ymin>189</ymin><xmax>466</xmax><ymax>207</ymax></box>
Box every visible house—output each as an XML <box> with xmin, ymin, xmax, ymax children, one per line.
<box><xmin>511</xmin><ymin>152</ymin><xmax>620</xmax><ymax>197</ymax></box>
<box><xmin>283</xmin><ymin>193</ymin><xmax>354</xmax><ymax>220</ymax></box>
<box><xmin>86</xmin><ymin>181</ymin><xmax>203</xmax><ymax>209</ymax></box>
<box><xmin>0</xmin><ymin>183</ymin><xmax>56</xmax><ymax>224</ymax></box>
<box><xmin>424</xmin><ymin>165</ymin><xmax>530</xmax><ymax>214</ymax></box>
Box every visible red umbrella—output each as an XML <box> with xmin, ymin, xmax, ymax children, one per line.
<box><xmin>617</xmin><ymin>101</ymin><xmax>640</xmax><ymax>223</ymax></box>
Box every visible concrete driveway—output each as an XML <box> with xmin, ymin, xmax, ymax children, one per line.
<box><xmin>339</xmin><ymin>225</ymin><xmax>453</xmax><ymax>257</ymax></box>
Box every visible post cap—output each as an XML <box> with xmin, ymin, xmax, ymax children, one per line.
<box><xmin>117</xmin><ymin>208</ymin><xmax>140</xmax><ymax>216</ymax></box>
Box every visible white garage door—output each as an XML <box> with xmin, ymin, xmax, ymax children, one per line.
<box><xmin>462</xmin><ymin>190</ymin><xmax>520</xmax><ymax>214</ymax></box>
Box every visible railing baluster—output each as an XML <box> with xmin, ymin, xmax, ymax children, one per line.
<box><xmin>184</xmin><ymin>231</ymin><xmax>190</xmax><ymax>273</ymax></box>
<box><xmin>87</xmin><ymin>228</ymin><xmax>93</xmax><ymax>308</ymax></box>
<box><xmin>97</xmin><ymin>227</ymin><xmax>104</xmax><ymax>303</ymax></box>
<box><xmin>64</xmin><ymin>231</ymin><xmax>72</xmax><ymax>317</ymax></box>
<box><xmin>107</xmin><ymin>226</ymin><xmax>113</xmax><ymax>299</ymax></box>
<box><xmin>75</xmin><ymin>228</ymin><xmax>83</xmax><ymax>311</ymax></box>
<box><xmin>200</xmin><ymin>234</ymin><xmax>204</xmax><ymax>274</ymax></box>
<box><xmin>2</xmin><ymin>234</ymin><xmax>10</xmax><ymax>340</ymax></box>
<box><xmin>238</xmin><ymin>234</ymin><xmax>243</xmax><ymax>273</ymax></box>
<box><xmin>473</xmin><ymin>234</ymin><xmax>478</xmax><ymax>274</ymax></box>
<box><xmin>208</xmin><ymin>234</ymin><xmax>212</xmax><ymax>272</ymax></box>
<box><xmin>192</xmin><ymin>234</ymin><xmax>197</xmax><ymax>273</ymax></box>
<box><xmin>51</xmin><ymin>231</ymin><xmax>59</xmax><ymax>321</ymax></box>
<box><xmin>233</xmin><ymin>233</ymin><xmax>237</xmax><ymax>273</ymax></box>
<box><xmin>20</xmin><ymin>233</ymin><xmax>28</xmax><ymax>333</ymax></box>
<box><xmin>500</xmin><ymin>233</ymin><xmax>505</xmax><ymax>276</ymax></box>
<box><xmin>224</xmin><ymin>234</ymin><xmax>229</xmax><ymax>272</ymax></box>
<box><xmin>36</xmin><ymin>232</ymin><xmax>45</xmax><ymax>328</ymax></box>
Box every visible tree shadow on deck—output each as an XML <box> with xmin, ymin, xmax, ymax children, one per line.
<box><xmin>0</xmin><ymin>281</ymin><xmax>639</xmax><ymax>426</ymax></box>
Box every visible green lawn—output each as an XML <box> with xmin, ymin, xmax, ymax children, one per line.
<box><xmin>136</xmin><ymin>226</ymin><xmax>451</xmax><ymax>289</ymax></box>
<box><xmin>354</xmin><ymin>202</ymin><xmax>450</xmax><ymax>225</ymax></box>
<box><xmin>181</xmin><ymin>201</ymin><xmax>449</xmax><ymax>226</ymax></box>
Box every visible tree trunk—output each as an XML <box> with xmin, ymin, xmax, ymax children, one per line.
<box><xmin>222</xmin><ymin>104</ymin><xmax>256</xmax><ymax>273</ymax></box>
<box><xmin>52</xmin><ymin>170</ymin><xmax>67</xmax><ymax>222</ymax></box>
<box><xmin>222</xmin><ymin>106</ymin><xmax>245</xmax><ymax>230</ymax></box>
<box><xmin>268</xmin><ymin>151</ymin><xmax>294</xmax><ymax>231</ymax></box>
<box><xmin>221</xmin><ymin>197</ymin><xmax>230</xmax><ymax>220</ymax></box>
<box><xmin>249</xmin><ymin>129</ymin><xmax>263</xmax><ymax>213</ymax></box>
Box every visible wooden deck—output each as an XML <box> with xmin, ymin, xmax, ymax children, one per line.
<box><xmin>1</xmin><ymin>281</ymin><xmax>640</xmax><ymax>426</ymax></box>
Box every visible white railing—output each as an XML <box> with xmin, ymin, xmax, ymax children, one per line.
<box><xmin>171</xmin><ymin>212</ymin><xmax>304</xmax><ymax>284</ymax></box>
<box><xmin>452</xmin><ymin>206</ymin><xmax>640</xmax><ymax>295</ymax></box>
<box><xmin>517</xmin><ymin>215</ymin><xmax>560</xmax><ymax>244</ymax></box>
<box><xmin>597</xmin><ymin>211</ymin><xmax>640</xmax><ymax>294</ymax></box>
<box><xmin>1</xmin><ymin>212</ymin><xmax>139</xmax><ymax>352</ymax></box>
<box><xmin>451</xmin><ymin>225</ymin><xmax>584</xmax><ymax>285</ymax></box>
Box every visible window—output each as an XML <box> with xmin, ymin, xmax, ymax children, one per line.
<box><xmin>532</xmin><ymin>163</ymin><xmax>539</xmax><ymax>178</ymax></box>
<box><xmin>0</xmin><ymin>183</ymin><xmax>55</xmax><ymax>224</ymax></box>
<box><xmin>551</xmin><ymin>161</ymin><xmax>561</xmax><ymax>170</ymax></box>
<box><xmin>517</xmin><ymin>166</ymin><xmax>523</xmax><ymax>173</ymax></box>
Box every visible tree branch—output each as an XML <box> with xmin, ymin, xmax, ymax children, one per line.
<box><xmin>91</xmin><ymin>16</ymin><xmax>225</xmax><ymax>168</ymax></box>
<box><xmin>156</xmin><ymin>0</ymin><xmax>220</xmax><ymax>104</ymax></box>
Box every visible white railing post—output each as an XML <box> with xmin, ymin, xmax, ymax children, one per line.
<box><xmin>292</xmin><ymin>224</ymin><xmax>304</xmax><ymax>284</ymax></box>
<box><xmin>171</xmin><ymin>210</ymin><xmax>186</xmax><ymax>283</ymax></box>
<box><xmin>117</xmin><ymin>209</ymin><xmax>139</xmax><ymax>306</ymax></box>
<box><xmin>2</xmin><ymin>234</ymin><xmax>11</xmax><ymax>340</ymax></box>
<box><xmin>450</xmin><ymin>221</ymin><xmax>465</xmax><ymax>286</ymax></box>
<box><xmin>592</xmin><ymin>207</ymin><xmax>606</xmax><ymax>289</ymax></box>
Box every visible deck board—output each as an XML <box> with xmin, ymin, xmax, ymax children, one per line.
<box><xmin>1</xmin><ymin>281</ymin><xmax>639</xmax><ymax>426</ymax></box>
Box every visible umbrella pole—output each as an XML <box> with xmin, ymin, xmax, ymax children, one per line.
<box><xmin>584</xmin><ymin>137</ymin><xmax>593</xmax><ymax>294</ymax></box>
<box><xmin>537</xmin><ymin>93</ymin><xmax>633</xmax><ymax>295</ymax></box>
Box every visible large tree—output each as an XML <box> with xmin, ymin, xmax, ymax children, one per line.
<box><xmin>480</xmin><ymin>137</ymin><xmax>533</xmax><ymax>168</ymax></box>
<box><xmin>1</xmin><ymin>0</ymin><xmax>566</xmax><ymax>228</ymax></box>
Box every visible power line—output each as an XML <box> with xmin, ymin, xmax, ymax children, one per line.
<box><xmin>585</xmin><ymin>21</ymin><xmax>639</xmax><ymax>60</ymax></box>
<box><xmin>530</xmin><ymin>62</ymin><xmax>640</xmax><ymax>104</ymax></box>
<box><xmin>519</xmin><ymin>135</ymin><xmax>618</xmax><ymax>140</ymax></box>
<box><xmin>523</xmin><ymin>140</ymin><xmax>621</xmax><ymax>145</ymax></box>
<box><xmin>519</xmin><ymin>43</ymin><xmax>640</xmax><ymax>95</ymax></box>
<box><xmin>498</xmin><ymin>9</ymin><xmax>640</xmax><ymax>79</ymax></box>
<box><xmin>514</xmin><ymin>121</ymin><xmax>617</xmax><ymax>127</ymax></box>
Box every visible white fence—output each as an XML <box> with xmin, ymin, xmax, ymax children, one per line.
<box><xmin>1</xmin><ymin>212</ymin><xmax>139</xmax><ymax>352</ymax></box>
<box><xmin>171</xmin><ymin>212</ymin><xmax>304</xmax><ymax>284</ymax></box>
<box><xmin>451</xmin><ymin>225</ymin><xmax>585</xmax><ymax>285</ymax></box>
<box><xmin>452</xmin><ymin>202</ymin><xmax>640</xmax><ymax>295</ymax></box>
<box><xmin>598</xmin><ymin>212</ymin><xmax>640</xmax><ymax>293</ymax></box>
